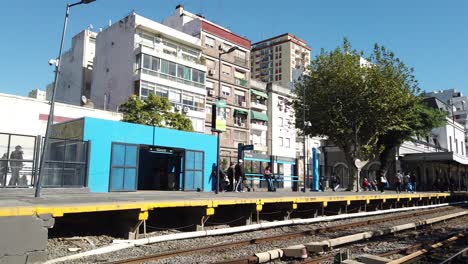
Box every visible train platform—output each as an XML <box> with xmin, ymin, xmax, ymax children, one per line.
<box><xmin>0</xmin><ymin>189</ymin><xmax>453</xmax><ymax>218</ymax></box>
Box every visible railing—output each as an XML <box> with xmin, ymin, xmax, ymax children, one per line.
<box><xmin>140</xmin><ymin>68</ymin><xmax>205</xmax><ymax>89</ymax></box>
<box><xmin>235</xmin><ymin>78</ymin><xmax>248</xmax><ymax>87</ymax></box>
<box><xmin>234</xmin><ymin>57</ymin><xmax>248</xmax><ymax>67</ymax></box>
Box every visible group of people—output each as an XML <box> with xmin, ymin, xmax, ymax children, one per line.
<box><xmin>0</xmin><ymin>145</ymin><xmax>24</xmax><ymax>186</ymax></box>
<box><xmin>211</xmin><ymin>160</ymin><xmax>277</xmax><ymax>192</ymax></box>
<box><xmin>395</xmin><ymin>170</ymin><xmax>417</xmax><ymax>193</ymax></box>
<box><xmin>361</xmin><ymin>177</ymin><xmax>379</xmax><ymax>191</ymax></box>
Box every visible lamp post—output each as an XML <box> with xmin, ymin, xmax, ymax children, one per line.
<box><xmin>215</xmin><ymin>46</ymin><xmax>239</xmax><ymax>194</ymax></box>
<box><xmin>35</xmin><ymin>0</ymin><xmax>96</xmax><ymax>198</ymax></box>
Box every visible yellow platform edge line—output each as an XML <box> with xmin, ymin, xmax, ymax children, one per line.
<box><xmin>0</xmin><ymin>192</ymin><xmax>451</xmax><ymax>217</ymax></box>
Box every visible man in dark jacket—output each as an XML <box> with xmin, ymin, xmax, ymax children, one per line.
<box><xmin>235</xmin><ymin>159</ymin><xmax>250</xmax><ymax>192</ymax></box>
<box><xmin>9</xmin><ymin>145</ymin><xmax>24</xmax><ymax>186</ymax></box>
<box><xmin>227</xmin><ymin>162</ymin><xmax>235</xmax><ymax>191</ymax></box>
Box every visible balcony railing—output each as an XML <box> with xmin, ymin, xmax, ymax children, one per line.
<box><xmin>235</xmin><ymin>78</ymin><xmax>248</xmax><ymax>87</ymax></box>
<box><xmin>234</xmin><ymin>57</ymin><xmax>248</xmax><ymax>67</ymax></box>
<box><xmin>139</xmin><ymin>68</ymin><xmax>205</xmax><ymax>89</ymax></box>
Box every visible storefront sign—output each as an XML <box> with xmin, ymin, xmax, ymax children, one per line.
<box><xmin>149</xmin><ymin>147</ymin><xmax>174</xmax><ymax>154</ymax></box>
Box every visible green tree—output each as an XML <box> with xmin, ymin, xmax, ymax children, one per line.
<box><xmin>120</xmin><ymin>94</ymin><xmax>194</xmax><ymax>132</ymax></box>
<box><xmin>294</xmin><ymin>39</ymin><xmax>446</xmax><ymax>187</ymax></box>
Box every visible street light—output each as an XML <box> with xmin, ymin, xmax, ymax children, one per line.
<box><xmin>35</xmin><ymin>0</ymin><xmax>96</xmax><ymax>198</ymax></box>
<box><xmin>215</xmin><ymin>46</ymin><xmax>239</xmax><ymax>194</ymax></box>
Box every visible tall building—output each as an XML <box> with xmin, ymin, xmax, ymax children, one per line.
<box><xmin>251</xmin><ymin>33</ymin><xmax>311</xmax><ymax>89</ymax></box>
<box><xmin>55</xmin><ymin>29</ymin><xmax>97</xmax><ymax>105</ymax></box>
<box><xmin>91</xmin><ymin>13</ymin><xmax>207</xmax><ymax>132</ymax></box>
<box><xmin>163</xmin><ymin>5</ymin><xmax>251</xmax><ymax>158</ymax></box>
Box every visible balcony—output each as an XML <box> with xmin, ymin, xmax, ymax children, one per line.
<box><xmin>234</xmin><ymin>57</ymin><xmax>248</xmax><ymax>67</ymax></box>
<box><xmin>251</xmin><ymin>123</ymin><xmax>268</xmax><ymax>131</ymax></box>
<box><xmin>250</xmin><ymin>101</ymin><xmax>267</xmax><ymax>111</ymax></box>
<box><xmin>235</xmin><ymin>78</ymin><xmax>248</xmax><ymax>87</ymax></box>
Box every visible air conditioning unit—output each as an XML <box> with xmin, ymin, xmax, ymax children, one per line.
<box><xmin>208</xmin><ymin>90</ymin><xmax>215</xmax><ymax>96</ymax></box>
<box><xmin>241</xmin><ymin>102</ymin><xmax>247</xmax><ymax>107</ymax></box>
<box><xmin>183</xmin><ymin>106</ymin><xmax>190</xmax><ymax>113</ymax></box>
<box><xmin>175</xmin><ymin>105</ymin><xmax>182</xmax><ymax>111</ymax></box>
<box><xmin>209</xmin><ymin>69</ymin><xmax>216</xmax><ymax>76</ymax></box>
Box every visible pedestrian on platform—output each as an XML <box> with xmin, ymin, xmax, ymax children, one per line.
<box><xmin>370</xmin><ymin>179</ymin><xmax>378</xmax><ymax>191</ymax></box>
<box><xmin>235</xmin><ymin>160</ymin><xmax>250</xmax><ymax>192</ymax></box>
<box><xmin>0</xmin><ymin>153</ymin><xmax>7</xmax><ymax>186</ymax></box>
<box><xmin>395</xmin><ymin>170</ymin><xmax>403</xmax><ymax>193</ymax></box>
<box><xmin>210</xmin><ymin>164</ymin><xmax>226</xmax><ymax>192</ymax></box>
<box><xmin>331</xmin><ymin>175</ymin><xmax>340</xmax><ymax>192</ymax></box>
<box><xmin>403</xmin><ymin>172</ymin><xmax>411</xmax><ymax>192</ymax></box>
<box><xmin>362</xmin><ymin>177</ymin><xmax>370</xmax><ymax>191</ymax></box>
<box><xmin>319</xmin><ymin>176</ymin><xmax>325</xmax><ymax>192</ymax></box>
<box><xmin>8</xmin><ymin>145</ymin><xmax>23</xmax><ymax>186</ymax></box>
<box><xmin>263</xmin><ymin>165</ymin><xmax>275</xmax><ymax>192</ymax></box>
<box><xmin>379</xmin><ymin>174</ymin><xmax>387</xmax><ymax>193</ymax></box>
<box><xmin>227</xmin><ymin>162</ymin><xmax>235</xmax><ymax>191</ymax></box>
<box><xmin>410</xmin><ymin>173</ymin><xmax>417</xmax><ymax>193</ymax></box>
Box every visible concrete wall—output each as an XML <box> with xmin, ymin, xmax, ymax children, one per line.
<box><xmin>0</xmin><ymin>214</ymin><xmax>54</xmax><ymax>264</ymax></box>
<box><xmin>81</xmin><ymin>117</ymin><xmax>217</xmax><ymax>192</ymax></box>
<box><xmin>91</xmin><ymin>15</ymin><xmax>136</xmax><ymax>111</ymax></box>
<box><xmin>56</xmin><ymin>29</ymin><xmax>96</xmax><ymax>105</ymax></box>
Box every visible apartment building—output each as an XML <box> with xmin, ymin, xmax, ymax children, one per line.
<box><xmin>28</xmin><ymin>89</ymin><xmax>47</xmax><ymax>101</ymax></box>
<box><xmin>163</xmin><ymin>5</ymin><xmax>251</xmax><ymax>157</ymax></box>
<box><xmin>424</xmin><ymin>89</ymin><xmax>468</xmax><ymax>154</ymax></box>
<box><xmin>250</xmin><ymin>80</ymin><xmax>268</xmax><ymax>154</ymax></box>
<box><xmin>91</xmin><ymin>13</ymin><xmax>207</xmax><ymax>132</ymax></box>
<box><xmin>251</xmin><ymin>33</ymin><xmax>311</xmax><ymax>89</ymax></box>
<box><xmin>54</xmin><ymin>29</ymin><xmax>97</xmax><ymax>105</ymax></box>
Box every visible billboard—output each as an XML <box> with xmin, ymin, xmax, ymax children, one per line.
<box><xmin>211</xmin><ymin>100</ymin><xmax>227</xmax><ymax>132</ymax></box>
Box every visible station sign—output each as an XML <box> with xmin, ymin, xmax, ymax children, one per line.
<box><xmin>149</xmin><ymin>147</ymin><xmax>174</xmax><ymax>154</ymax></box>
<box><xmin>243</xmin><ymin>144</ymin><xmax>254</xmax><ymax>151</ymax></box>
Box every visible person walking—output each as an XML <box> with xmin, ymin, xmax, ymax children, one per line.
<box><xmin>331</xmin><ymin>175</ymin><xmax>340</xmax><ymax>192</ymax></box>
<box><xmin>9</xmin><ymin>145</ymin><xmax>23</xmax><ymax>186</ymax></box>
<box><xmin>395</xmin><ymin>170</ymin><xmax>403</xmax><ymax>193</ymax></box>
<box><xmin>410</xmin><ymin>173</ymin><xmax>417</xmax><ymax>193</ymax></box>
<box><xmin>263</xmin><ymin>165</ymin><xmax>275</xmax><ymax>192</ymax></box>
<box><xmin>235</xmin><ymin>160</ymin><xmax>250</xmax><ymax>192</ymax></box>
<box><xmin>0</xmin><ymin>153</ymin><xmax>7</xmax><ymax>186</ymax></box>
<box><xmin>226</xmin><ymin>162</ymin><xmax>235</xmax><ymax>191</ymax></box>
<box><xmin>403</xmin><ymin>172</ymin><xmax>411</xmax><ymax>192</ymax></box>
<box><xmin>379</xmin><ymin>174</ymin><xmax>387</xmax><ymax>193</ymax></box>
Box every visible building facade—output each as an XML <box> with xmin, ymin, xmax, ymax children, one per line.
<box><xmin>91</xmin><ymin>13</ymin><xmax>207</xmax><ymax>132</ymax></box>
<box><xmin>28</xmin><ymin>89</ymin><xmax>47</xmax><ymax>101</ymax></box>
<box><xmin>163</xmin><ymin>5</ymin><xmax>252</xmax><ymax>158</ymax></box>
<box><xmin>251</xmin><ymin>33</ymin><xmax>311</xmax><ymax>89</ymax></box>
<box><xmin>55</xmin><ymin>29</ymin><xmax>97</xmax><ymax>105</ymax></box>
<box><xmin>249</xmin><ymin>80</ymin><xmax>268</xmax><ymax>154</ymax></box>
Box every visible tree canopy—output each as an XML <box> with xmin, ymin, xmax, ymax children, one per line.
<box><xmin>120</xmin><ymin>94</ymin><xmax>194</xmax><ymax>132</ymax></box>
<box><xmin>294</xmin><ymin>39</ymin><xmax>446</xmax><ymax>185</ymax></box>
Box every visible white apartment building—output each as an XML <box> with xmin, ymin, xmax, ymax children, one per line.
<box><xmin>163</xmin><ymin>5</ymin><xmax>252</xmax><ymax>157</ymax></box>
<box><xmin>54</xmin><ymin>29</ymin><xmax>97</xmax><ymax>105</ymax></box>
<box><xmin>424</xmin><ymin>89</ymin><xmax>468</xmax><ymax>154</ymax></box>
<box><xmin>91</xmin><ymin>13</ymin><xmax>207</xmax><ymax>132</ymax></box>
<box><xmin>249</xmin><ymin>80</ymin><xmax>268</xmax><ymax>154</ymax></box>
<box><xmin>251</xmin><ymin>33</ymin><xmax>311</xmax><ymax>89</ymax></box>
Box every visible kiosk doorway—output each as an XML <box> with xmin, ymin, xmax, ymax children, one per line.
<box><xmin>138</xmin><ymin>145</ymin><xmax>184</xmax><ymax>191</ymax></box>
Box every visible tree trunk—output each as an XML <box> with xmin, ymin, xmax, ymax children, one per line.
<box><xmin>377</xmin><ymin>145</ymin><xmax>396</xmax><ymax>180</ymax></box>
<box><xmin>343</xmin><ymin>151</ymin><xmax>357</xmax><ymax>191</ymax></box>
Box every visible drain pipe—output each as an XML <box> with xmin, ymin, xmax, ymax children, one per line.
<box><xmin>45</xmin><ymin>201</ymin><xmax>467</xmax><ymax>264</ymax></box>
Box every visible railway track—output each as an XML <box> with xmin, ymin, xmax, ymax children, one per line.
<box><xmin>107</xmin><ymin>206</ymin><xmax>460</xmax><ymax>264</ymax></box>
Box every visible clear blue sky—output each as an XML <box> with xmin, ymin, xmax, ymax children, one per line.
<box><xmin>0</xmin><ymin>0</ymin><xmax>466</xmax><ymax>96</ymax></box>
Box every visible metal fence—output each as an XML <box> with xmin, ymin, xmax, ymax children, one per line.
<box><xmin>0</xmin><ymin>132</ymin><xmax>89</xmax><ymax>188</ymax></box>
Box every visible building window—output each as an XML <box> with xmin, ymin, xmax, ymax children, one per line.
<box><xmin>234</xmin><ymin>114</ymin><xmax>247</xmax><ymax>127</ymax></box>
<box><xmin>205</xmin><ymin>36</ymin><xmax>215</xmax><ymax>48</ymax></box>
<box><xmin>278</xmin><ymin>137</ymin><xmax>283</xmax><ymax>147</ymax></box>
<box><xmin>285</xmin><ymin>138</ymin><xmax>290</xmax><ymax>148</ymax></box>
<box><xmin>234</xmin><ymin>130</ymin><xmax>247</xmax><ymax>142</ymax></box>
<box><xmin>169</xmin><ymin>90</ymin><xmax>181</xmax><ymax>103</ymax></box>
<box><xmin>206</xmin><ymin>59</ymin><xmax>215</xmax><ymax>70</ymax></box>
<box><xmin>278</xmin><ymin>117</ymin><xmax>283</xmax><ymax>127</ymax></box>
<box><xmin>234</xmin><ymin>90</ymin><xmax>246</xmax><ymax>106</ymax></box>
<box><xmin>456</xmin><ymin>139</ymin><xmax>458</xmax><ymax>153</ymax></box>
<box><xmin>222</xmin><ymin>85</ymin><xmax>231</xmax><ymax>96</ymax></box>
<box><xmin>222</xmin><ymin>64</ymin><xmax>231</xmax><ymax>76</ymax></box>
<box><xmin>223</xmin><ymin>42</ymin><xmax>232</xmax><ymax>51</ymax></box>
<box><xmin>189</xmin><ymin>117</ymin><xmax>205</xmax><ymax>132</ymax></box>
<box><xmin>449</xmin><ymin>136</ymin><xmax>452</xmax><ymax>151</ymax></box>
<box><xmin>109</xmin><ymin>143</ymin><xmax>138</xmax><ymax>191</ymax></box>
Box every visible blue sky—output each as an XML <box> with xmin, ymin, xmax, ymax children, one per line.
<box><xmin>0</xmin><ymin>0</ymin><xmax>466</xmax><ymax>96</ymax></box>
